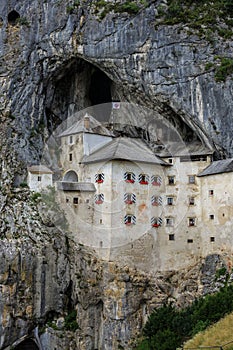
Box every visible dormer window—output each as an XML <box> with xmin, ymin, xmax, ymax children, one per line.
<box><xmin>151</xmin><ymin>196</ymin><xmax>162</xmax><ymax>206</ymax></box>
<box><xmin>151</xmin><ymin>175</ymin><xmax>162</xmax><ymax>186</ymax></box>
<box><xmin>139</xmin><ymin>174</ymin><xmax>149</xmax><ymax>185</ymax></box>
<box><xmin>124</xmin><ymin>214</ymin><xmax>136</xmax><ymax>226</ymax></box>
<box><xmin>151</xmin><ymin>217</ymin><xmax>162</xmax><ymax>228</ymax></box>
<box><xmin>95</xmin><ymin>193</ymin><xmax>104</xmax><ymax>204</ymax></box>
<box><xmin>124</xmin><ymin>193</ymin><xmax>136</xmax><ymax>204</ymax></box>
<box><xmin>124</xmin><ymin>172</ymin><xmax>135</xmax><ymax>183</ymax></box>
<box><xmin>95</xmin><ymin>173</ymin><xmax>104</xmax><ymax>183</ymax></box>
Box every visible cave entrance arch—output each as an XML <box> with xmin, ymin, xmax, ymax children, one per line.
<box><xmin>8</xmin><ymin>10</ymin><xmax>20</xmax><ymax>25</ymax></box>
<box><xmin>14</xmin><ymin>338</ymin><xmax>39</xmax><ymax>350</ymax></box>
<box><xmin>45</xmin><ymin>58</ymin><xmax>117</xmax><ymax>130</ymax></box>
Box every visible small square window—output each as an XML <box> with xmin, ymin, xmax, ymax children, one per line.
<box><xmin>168</xmin><ymin>176</ymin><xmax>175</xmax><ymax>185</ymax></box>
<box><xmin>38</xmin><ymin>176</ymin><xmax>42</xmax><ymax>182</ymax></box>
<box><xmin>73</xmin><ymin>197</ymin><xmax>78</xmax><ymax>204</ymax></box>
<box><xmin>189</xmin><ymin>197</ymin><xmax>195</xmax><ymax>205</ymax></box>
<box><xmin>209</xmin><ymin>189</ymin><xmax>214</xmax><ymax>196</ymax></box>
<box><xmin>167</xmin><ymin>197</ymin><xmax>174</xmax><ymax>205</ymax></box>
<box><xmin>66</xmin><ymin>198</ymin><xmax>69</xmax><ymax>203</ymax></box>
<box><xmin>188</xmin><ymin>218</ymin><xmax>196</xmax><ymax>226</ymax></box>
<box><xmin>188</xmin><ymin>175</ymin><xmax>196</xmax><ymax>184</ymax></box>
<box><xmin>209</xmin><ymin>214</ymin><xmax>214</xmax><ymax>220</ymax></box>
<box><xmin>86</xmin><ymin>199</ymin><xmax>89</xmax><ymax>203</ymax></box>
<box><xmin>210</xmin><ymin>237</ymin><xmax>215</xmax><ymax>242</ymax></box>
<box><xmin>169</xmin><ymin>234</ymin><xmax>175</xmax><ymax>241</ymax></box>
<box><xmin>166</xmin><ymin>218</ymin><xmax>174</xmax><ymax>226</ymax></box>
<box><xmin>69</xmin><ymin>153</ymin><xmax>73</xmax><ymax>161</ymax></box>
<box><xmin>187</xmin><ymin>239</ymin><xmax>193</xmax><ymax>243</ymax></box>
<box><xmin>168</xmin><ymin>158</ymin><xmax>173</xmax><ymax>164</ymax></box>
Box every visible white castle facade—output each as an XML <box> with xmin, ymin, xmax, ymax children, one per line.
<box><xmin>32</xmin><ymin>114</ymin><xmax>233</xmax><ymax>272</ymax></box>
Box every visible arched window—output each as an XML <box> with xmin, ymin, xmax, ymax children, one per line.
<box><xmin>95</xmin><ymin>193</ymin><xmax>104</xmax><ymax>204</ymax></box>
<box><xmin>151</xmin><ymin>175</ymin><xmax>162</xmax><ymax>186</ymax></box>
<box><xmin>95</xmin><ymin>173</ymin><xmax>104</xmax><ymax>183</ymax></box>
<box><xmin>151</xmin><ymin>195</ymin><xmax>162</xmax><ymax>206</ymax></box>
<box><xmin>151</xmin><ymin>217</ymin><xmax>162</xmax><ymax>228</ymax></box>
<box><xmin>8</xmin><ymin>10</ymin><xmax>20</xmax><ymax>25</ymax></box>
<box><xmin>63</xmin><ymin>170</ymin><xmax>78</xmax><ymax>182</ymax></box>
<box><xmin>139</xmin><ymin>174</ymin><xmax>149</xmax><ymax>185</ymax></box>
<box><xmin>124</xmin><ymin>193</ymin><xmax>136</xmax><ymax>204</ymax></box>
<box><xmin>124</xmin><ymin>214</ymin><xmax>136</xmax><ymax>225</ymax></box>
<box><xmin>124</xmin><ymin>172</ymin><xmax>135</xmax><ymax>183</ymax></box>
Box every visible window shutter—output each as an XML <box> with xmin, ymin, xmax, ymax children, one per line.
<box><xmin>124</xmin><ymin>172</ymin><xmax>128</xmax><ymax>180</ymax></box>
<box><xmin>138</xmin><ymin>174</ymin><xmax>143</xmax><ymax>182</ymax></box>
<box><xmin>132</xmin><ymin>194</ymin><xmax>136</xmax><ymax>203</ymax></box>
<box><xmin>132</xmin><ymin>173</ymin><xmax>135</xmax><ymax>181</ymax></box>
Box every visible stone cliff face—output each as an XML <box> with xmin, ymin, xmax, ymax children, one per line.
<box><xmin>1</xmin><ymin>0</ymin><xmax>233</xmax><ymax>348</ymax></box>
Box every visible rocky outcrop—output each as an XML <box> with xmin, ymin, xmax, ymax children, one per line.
<box><xmin>1</xmin><ymin>0</ymin><xmax>233</xmax><ymax>348</ymax></box>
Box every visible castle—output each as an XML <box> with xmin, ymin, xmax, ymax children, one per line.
<box><xmin>29</xmin><ymin>113</ymin><xmax>233</xmax><ymax>271</ymax></box>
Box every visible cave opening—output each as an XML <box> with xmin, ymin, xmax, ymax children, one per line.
<box><xmin>45</xmin><ymin>59</ymin><xmax>115</xmax><ymax>131</ymax></box>
<box><xmin>8</xmin><ymin>10</ymin><xmax>20</xmax><ymax>25</ymax></box>
<box><xmin>14</xmin><ymin>338</ymin><xmax>39</xmax><ymax>350</ymax></box>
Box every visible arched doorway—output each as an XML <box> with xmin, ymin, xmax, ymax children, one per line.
<box><xmin>14</xmin><ymin>338</ymin><xmax>39</xmax><ymax>350</ymax></box>
<box><xmin>63</xmin><ymin>170</ymin><xmax>78</xmax><ymax>182</ymax></box>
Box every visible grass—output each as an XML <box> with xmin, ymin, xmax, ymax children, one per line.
<box><xmin>184</xmin><ymin>312</ymin><xmax>233</xmax><ymax>349</ymax></box>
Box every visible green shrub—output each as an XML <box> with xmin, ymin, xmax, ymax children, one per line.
<box><xmin>64</xmin><ymin>310</ymin><xmax>79</xmax><ymax>331</ymax></box>
<box><xmin>137</xmin><ymin>285</ymin><xmax>233</xmax><ymax>350</ymax></box>
<box><xmin>215</xmin><ymin>57</ymin><xmax>233</xmax><ymax>82</ymax></box>
<box><xmin>20</xmin><ymin>182</ymin><xmax>28</xmax><ymax>188</ymax></box>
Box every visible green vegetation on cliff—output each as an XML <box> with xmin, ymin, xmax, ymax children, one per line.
<box><xmin>136</xmin><ymin>284</ymin><xmax>233</xmax><ymax>350</ymax></box>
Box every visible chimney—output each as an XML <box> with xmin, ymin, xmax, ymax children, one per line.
<box><xmin>84</xmin><ymin>116</ymin><xmax>90</xmax><ymax>129</ymax></box>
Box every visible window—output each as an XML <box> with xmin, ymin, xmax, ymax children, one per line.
<box><xmin>124</xmin><ymin>214</ymin><xmax>136</xmax><ymax>225</ymax></box>
<box><xmin>38</xmin><ymin>176</ymin><xmax>42</xmax><ymax>182</ymax></box>
<box><xmin>169</xmin><ymin>234</ymin><xmax>175</xmax><ymax>241</ymax></box>
<box><xmin>187</xmin><ymin>239</ymin><xmax>193</xmax><ymax>243</ymax></box>
<box><xmin>210</xmin><ymin>237</ymin><xmax>215</xmax><ymax>242</ymax></box>
<box><xmin>66</xmin><ymin>198</ymin><xmax>69</xmax><ymax>203</ymax></box>
<box><xmin>168</xmin><ymin>158</ymin><xmax>173</xmax><ymax>164</ymax></box>
<box><xmin>166</xmin><ymin>217</ymin><xmax>174</xmax><ymax>226</ymax></box>
<box><xmin>188</xmin><ymin>217</ymin><xmax>196</xmax><ymax>226</ymax></box>
<box><xmin>209</xmin><ymin>214</ymin><xmax>215</xmax><ymax>220</ymax></box>
<box><xmin>151</xmin><ymin>196</ymin><xmax>162</xmax><ymax>206</ymax></box>
<box><xmin>73</xmin><ymin>197</ymin><xmax>78</xmax><ymax>204</ymax></box>
<box><xmin>95</xmin><ymin>173</ymin><xmax>104</xmax><ymax>183</ymax></box>
<box><xmin>69</xmin><ymin>153</ymin><xmax>73</xmax><ymax>161</ymax></box>
<box><xmin>167</xmin><ymin>197</ymin><xmax>174</xmax><ymax>206</ymax></box>
<box><xmin>69</xmin><ymin>135</ymin><xmax>73</xmax><ymax>144</ymax></box>
<box><xmin>188</xmin><ymin>175</ymin><xmax>196</xmax><ymax>184</ymax></box>
<box><xmin>151</xmin><ymin>217</ymin><xmax>162</xmax><ymax>228</ymax></box>
<box><xmin>151</xmin><ymin>175</ymin><xmax>162</xmax><ymax>186</ymax></box>
<box><xmin>168</xmin><ymin>176</ymin><xmax>175</xmax><ymax>185</ymax></box>
<box><xmin>86</xmin><ymin>199</ymin><xmax>89</xmax><ymax>203</ymax></box>
<box><xmin>209</xmin><ymin>189</ymin><xmax>214</xmax><ymax>196</ymax></box>
<box><xmin>100</xmin><ymin>219</ymin><xmax>103</xmax><ymax>224</ymax></box>
<box><xmin>124</xmin><ymin>193</ymin><xmax>136</xmax><ymax>204</ymax></box>
<box><xmin>95</xmin><ymin>193</ymin><xmax>104</xmax><ymax>204</ymax></box>
<box><xmin>189</xmin><ymin>197</ymin><xmax>195</xmax><ymax>205</ymax></box>
<box><xmin>139</xmin><ymin>174</ymin><xmax>149</xmax><ymax>185</ymax></box>
<box><xmin>124</xmin><ymin>172</ymin><xmax>135</xmax><ymax>183</ymax></box>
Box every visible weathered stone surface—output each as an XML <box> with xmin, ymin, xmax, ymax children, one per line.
<box><xmin>1</xmin><ymin>0</ymin><xmax>233</xmax><ymax>349</ymax></box>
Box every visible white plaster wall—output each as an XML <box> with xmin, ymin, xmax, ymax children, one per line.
<box><xmin>28</xmin><ymin>173</ymin><xmax>53</xmax><ymax>191</ymax></box>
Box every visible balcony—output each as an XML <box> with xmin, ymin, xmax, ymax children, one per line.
<box><xmin>56</xmin><ymin>181</ymin><xmax>96</xmax><ymax>192</ymax></box>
